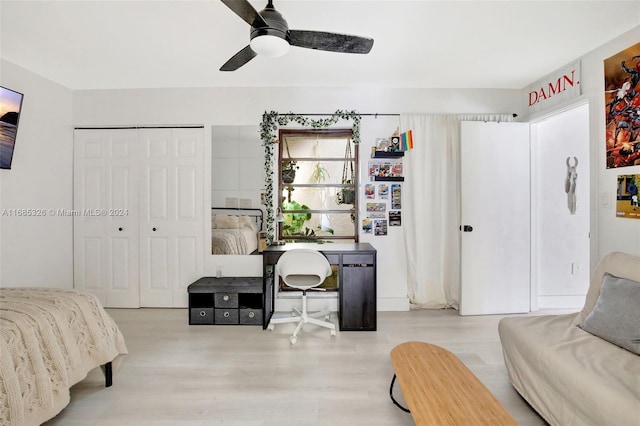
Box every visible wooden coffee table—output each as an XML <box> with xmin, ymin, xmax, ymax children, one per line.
<box><xmin>390</xmin><ymin>341</ymin><xmax>517</xmax><ymax>426</ymax></box>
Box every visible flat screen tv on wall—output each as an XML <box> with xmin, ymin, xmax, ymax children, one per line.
<box><xmin>0</xmin><ymin>86</ymin><xmax>24</xmax><ymax>169</ymax></box>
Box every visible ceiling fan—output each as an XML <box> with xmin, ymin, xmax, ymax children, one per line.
<box><xmin>219</xmin><ymin>0</ymin><xmax>374</xmax><ymax>71</ymax></box>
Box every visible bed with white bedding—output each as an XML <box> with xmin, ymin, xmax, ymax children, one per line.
<box><xmin>0</xmin><ymin>288</ymin><xmax>127</xmax><ymax>426</ymax></box>
<box><xmin>211</xmin><ymin>208</ymin><xmax>263</xmax><ymax>255</ymax></box>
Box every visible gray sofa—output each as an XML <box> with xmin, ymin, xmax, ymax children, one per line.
<box><xmin>499</xmin><ymin>251</ymin><xmax>640</xmax><ymax>426</ymax></box>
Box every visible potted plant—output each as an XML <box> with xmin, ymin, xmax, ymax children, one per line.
<box><xmin>337</xmin><ymin>178</ymin><xmax>356</xmax><ymax>205</ymax></box>
<box><xmin>282</xmin><ymin>160</ymin><xmax>298</xmax><ymax>184</ymax></box>
<box><xmin>281</xmin><ymin>199</ymin><xmax>312</xmax><ymax>237</ymax></box>
<box><xmin>337</xmin><ymin>141</ymin><xmax>356</xmax><ymax>205</ymax></box>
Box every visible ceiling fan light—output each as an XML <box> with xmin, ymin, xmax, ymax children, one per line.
<box><xmin>250</xmin><ymin>35</ymin><xmax>290</xmax><ymax>58</ymax></box>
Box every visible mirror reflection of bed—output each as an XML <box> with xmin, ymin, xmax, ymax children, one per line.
<box><xmin>211</xmin><ymin>208</ymin><xmax>263</xmax><ymax>255</ymax></box>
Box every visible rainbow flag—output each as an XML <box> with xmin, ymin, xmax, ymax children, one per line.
<box><xmin>400</xmin><ymin>130</ymin><xmax>414</xmax><ymax>151</ymax></box>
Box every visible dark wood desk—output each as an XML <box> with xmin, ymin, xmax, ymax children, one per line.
<box><xmin>262</xmin><ymin>243</ymin><xmax>377</xmax><ymax>331</ymax></box>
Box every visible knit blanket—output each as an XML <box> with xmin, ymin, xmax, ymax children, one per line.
<box><xmin>212</xmin><ymin>227</ymin><xmax>257</xmax><ymax>255</ymax></box>
<box><xmin>0</xmin><ymin>288</ymin><xmax>128</xmax><ymax>426</ymax></box>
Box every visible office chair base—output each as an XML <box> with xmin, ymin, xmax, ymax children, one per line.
<box><xmin>267</xmin><ymin>294</ymin><xmax>336</xmax><ymax>344</ymax></box>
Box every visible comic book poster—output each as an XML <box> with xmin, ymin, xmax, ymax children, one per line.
<box><xmin>604</xmin><ymin>42</ymin><xmax>640</xmax><ymax>168</ymax></box>
<box><xmin>389</xmin><ymin>210</ymin><xmax>401</xmax><ymax>226</ymax></box>
<box><xmin>617</xmin><ymin>174</ymin><xmax>640</xmax><ymax>219</ymax></box>
<box><xmin>366</xmin><ymin>202</ymin><xmax>386</xmax><ymax>212</ymax></box>
<box><xmin>391</xmin><ymin>184</ymin><xmax>402</xmax><ymax>209</ymax></box>
<box><xmin>374</xmin><ymin>219</ymin><xmax>388</xmax><ymax>236</ymax></box>
<box><xmin>362</xmin><ymin>218</ymin><xmax>373</xmax><ymax>233</ymax></box>
<box><xmin>364</xmin><ymin>183</ymin><xmax>375</xmax><ymax>199</ymax></box>
<box><xmin>378</xmin><ymin>184</ymin><xmax>389</xmax><ymax>199</ymax></box>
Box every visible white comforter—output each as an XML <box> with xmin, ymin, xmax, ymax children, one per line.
<box><xmin>212</xmin><ymin>227</ymin><xmax>257</xmax><ymax>255</ymax></box>
<box><xmin>0</xmin><ymin>288</ymin><xmax>128</xmax><ymax>426</ymax></box>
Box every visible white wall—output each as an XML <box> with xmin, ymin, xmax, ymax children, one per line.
<box><xmin>531</xmin><ymin>103</ymin><xmax>591</xmax><ymax>309</ymax></box>
<box><xmin>521</xmin><ymin>25</ymin><xmax>640</xmax><ymax>266</ymax></box>
<box><xmin>0</xmin><ymin>60</ymin><xmax>74</xmax><ymax>288</ymax></box>
<box><xmin>73</xmin><ymin>87</ymin><xmax>519</xmax><ymax>310</ymax></box>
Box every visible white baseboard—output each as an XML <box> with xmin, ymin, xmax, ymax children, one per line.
<box><xmin>537</xmin><ymin>295</ymin><xmax>586</xmax><ymax>310</ymax></box>
<box><xmin>377</xmin><ymin>297</ymin><xmax>410</xmax><ymax>311</ymax></box>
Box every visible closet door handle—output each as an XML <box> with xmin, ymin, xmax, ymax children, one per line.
<box><xmin>118</xmin><ymin>227</ymin><xmax>124</xmax><ymax>232</ymax></box>
<box><xmin>152</xmin><ymin>227</ymin><xmax>157</xmax><ymax>232</ymax></box>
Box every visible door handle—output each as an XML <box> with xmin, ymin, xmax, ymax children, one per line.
<box><xmin>460</xmin><ymin>225</ymin><xmax>473</xmax><ymax>232</ymax></box>
<box><xmin>152</xmin><ymin>227</ymin><xmax>157</xmax><ymax>232</ymax></box>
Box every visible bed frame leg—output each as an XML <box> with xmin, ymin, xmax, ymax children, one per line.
<box><xmin>104</xmin><ymin>362</ymin><xmax>112</xmax><ymax>387</ymax></box>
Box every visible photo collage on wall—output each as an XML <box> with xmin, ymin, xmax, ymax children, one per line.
<box><xmin>362</xmin><ymin>133</ymin><xmax>405</xmax><ymax>236</ymax></box>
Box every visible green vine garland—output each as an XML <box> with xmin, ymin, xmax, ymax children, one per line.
<box><xmin>260</xmin><ymin>110</ymin><xmax>361</xmax><ymax>244</ymax></box>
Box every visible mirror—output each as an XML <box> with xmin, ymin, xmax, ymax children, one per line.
<box><xmin>211</xmin><ymin>125</ymin><xmax>263</xmax><ymax>255</ymax></box>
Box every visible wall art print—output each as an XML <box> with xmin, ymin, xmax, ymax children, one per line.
<box><xmin>604</xmin><ymin>42</ymin><xmax>640</xmax><ymax>168</ymax></box>
<box><xmin>617</xmin><ymin>174</ymin><xmax>640</xmax><ymax>219</ymax></box>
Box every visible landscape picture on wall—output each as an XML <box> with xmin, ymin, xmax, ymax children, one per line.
<box><xmin>604</xmin><ymin>42</ymin><xmax>640</xmax><ymax>169</ymax></box>
<box><xmin>616</xmin><ymin>174</ymin><xmax>640</xmax><ymax>219</ymax></box>
<box><xmin>0</xmin><ymin>86</ymin><xmax>24</xmax><ymax>169</ymax></box>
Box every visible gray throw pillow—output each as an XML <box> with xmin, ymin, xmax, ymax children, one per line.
<box><xmin>580</xmin><ymin>273</ymin><xmax>640</xmax><ymax>355</ymax></box>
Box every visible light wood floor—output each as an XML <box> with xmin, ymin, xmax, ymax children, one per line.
<box><xmin>45</xmin><ymin>308</ymin><xmax>549</xmax><ymax>425</ymax></box>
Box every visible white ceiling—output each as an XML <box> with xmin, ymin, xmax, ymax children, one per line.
<box><xmin>1</xmin><ymin>0</ymin><xmax>639</xmax><ymax>90</ymax></box>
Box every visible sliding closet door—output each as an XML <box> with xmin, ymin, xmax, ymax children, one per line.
<box><xmin>74</xmin><ymin>129</ymin><xmax>141</xmax><ymax>308</ymax></box>
<box><xmin>138</xmin><ymin>128</ymin><xmax>204</xmax><ymax>307</ymax></box>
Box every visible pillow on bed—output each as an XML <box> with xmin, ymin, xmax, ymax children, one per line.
<box><xmin>213</xmin><ymin>215</ymin><xmax>240</xmax><ymax>229</ymax></box>
<box><xmin>580</xmin><ymin>273</ymin><xmax>640</xmax><ymax>355</ymax></box>
<box><xmin>238</xmin><ymin>216</ymin><xmax>259</xmax><ymax>233</ymax></box>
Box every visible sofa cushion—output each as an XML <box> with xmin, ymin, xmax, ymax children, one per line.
<box><xmin>573</xmin><ymin>251</ymin><xmax>640</xmax><ymax>325</ymax></box>
<box><xmin>580</xmin><ymin>273</ymin><xmax>640</xmax><ymax>355</ymax></box>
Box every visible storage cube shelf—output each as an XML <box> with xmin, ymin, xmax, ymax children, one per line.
<box><xmin>188</xmin><ymin>277</ymin><xmax>263</xmax><ymax>325</ymax></box>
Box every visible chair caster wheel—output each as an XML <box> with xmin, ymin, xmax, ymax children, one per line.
<box><xmin>330</xmin><ymin>329</ymin><xmax>336</xmax><ymax>337</ymax></box>
<box><xmin>267</xmin><ymin>324</ymin><xmax>274</xmax><ymax>331</ymax></box>
<box><xmin>325</xmin><ymin>315</ymin><xmax>330</xmax><ymax>321</ymax></box>
<box><xmin>290</xmin><ymin>336</ymin><xmax>297</xmax><ymax>345</ymax></box>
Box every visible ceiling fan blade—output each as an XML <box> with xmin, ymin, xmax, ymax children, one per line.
<box><xmin>289</xmin><ymin>30</ymin><xmax>374</xmax><ymax>54</ymax></box>
<box><xmin>220</xmin><ymin>45</ymin><xmax>257</xmax><ymax>71</ymax></box>
<box><xmin>220</xmin><ymin>0</ymin><xmax>268</xmax><ymax>28</ymax></box>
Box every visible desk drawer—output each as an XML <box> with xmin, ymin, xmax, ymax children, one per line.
<box><xmin>240</xmin><ymin>308</ymin><xmax>262</xmax><ymax>325</ymax></box>
<box><xmin>215</xmin><ymin>309</ymin><xmax>239</xmax><ymax>324</ymax></box>
<box><xmin>190</xmin><ymin>308</ymin><xmax>214</xmax><ymax>325</ymax></box>
<box><xmin>324</xmin><ymin>254</ymin><xmax>340</xmax><ymax>264</ymax></box>
<box><xmin>214</xmin><ymin>292</ymin><xmax>238</xmax><ymax>308</ymax></box>
<box><xmin>343</xmin><ymin>254</ymin><xmax>375</xmax><ymax>265</ymax></box>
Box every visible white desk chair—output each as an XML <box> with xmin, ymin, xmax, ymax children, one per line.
<box><xmin>268</xmin><ymin>248</ymin><xmax>336</xmax><ymax>344</ymax></box>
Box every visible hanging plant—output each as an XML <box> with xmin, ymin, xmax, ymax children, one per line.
<box><xmin>260</xmin><ymin>110</ymin><xmax>361</xmax><ymax>244</ymax></box>
<box><xmin>336</xmin><ymin>139</ymin><xmax>356</xmax><ymax>205</ymax></box>
<box><xmin>281</xmin><ymin>137</ymin><xmax>298</xmax><ymax>183</ymax></box>
<box><xmin>312</xmin><ymin>162</ymin><xmax>330</xmax><ymax>183</ymax></box>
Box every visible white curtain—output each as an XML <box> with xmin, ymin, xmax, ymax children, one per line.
<box><xmin>400</xmin><ymin>114</ymin><xmax>512</xmax><ymax>309</ymax></box>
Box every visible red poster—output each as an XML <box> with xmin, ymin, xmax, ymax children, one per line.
<box><xmin>604</xmin><ymin>42</ymin><xmax>640</xmax><ymax>168</ymax></box>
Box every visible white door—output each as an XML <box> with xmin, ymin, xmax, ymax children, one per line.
<box><xmin>139</xmin><ymin>128</ymin><xmax>204</xmax><ymax>307</ymax></box>
<box><xmin>74</xmin><ymin>129</ymin><xmax>140</xmax><ymax>308</ymax></box>
<box><xmin>460</xmin><ymin>122</ymin><xmax>530</xmax><ymax>315</ymax></box>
